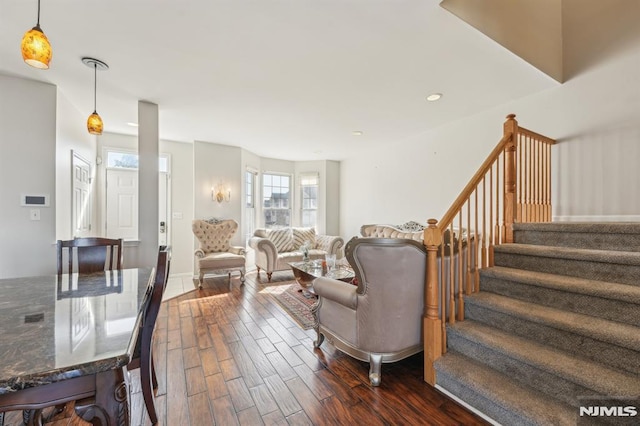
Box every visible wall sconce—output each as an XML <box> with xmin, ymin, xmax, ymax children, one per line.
<box><xmin>212</xmin><ymin>185</ymin><xmax>231</xmax><ymax>203</ymax></box>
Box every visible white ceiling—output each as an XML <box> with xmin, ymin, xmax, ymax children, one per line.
<box><xmin>0</xmin><ymin>0</ymin><xmax>557</xmax><ymax>160</ymax></box>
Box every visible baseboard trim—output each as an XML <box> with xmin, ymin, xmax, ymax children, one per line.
<box><xmin>168</xmin><ymin>272</ymin><xmax>193</xmax><ymax>278</ymax></box>
<box><xmin>553</xmin><ymin>215</ymin><xmax>640</xmax><ymax>222</ymax></box>
<box><xmin>435</xmin><ymin>385</ymin><xmax>502</xmax><ymax>426</ymax></box>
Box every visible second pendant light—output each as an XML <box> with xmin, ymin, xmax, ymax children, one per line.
<box><xmin>82</xmin><ymin>57</ymin><xmax>108</xmax><ymax>135</ymax></box>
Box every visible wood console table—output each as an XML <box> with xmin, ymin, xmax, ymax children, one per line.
<box><xmin>0</xmin><ymin>268</ymin><xmax>155</xmax><ymax>425</ymax></box>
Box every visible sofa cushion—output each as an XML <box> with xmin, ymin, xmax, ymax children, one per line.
<box><xmin>267</xmin><ymin>228</ymin><xmax>294</xmax><ymax>253</ymax></box>
<box><xmin>293</xmin><ymin>227</ymin><xmax>316</xmax><ymax>249</ymax></box>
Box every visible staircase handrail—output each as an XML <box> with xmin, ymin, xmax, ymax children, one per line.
<box><xmin>438</xmin><ymin>132</ymin><xmax>512</xmax><ymax>231</ymax></box>
<box><xmin>422</xmin><ymin>114</ymin><xmax>555</xmax><ymax>386</ymax></box>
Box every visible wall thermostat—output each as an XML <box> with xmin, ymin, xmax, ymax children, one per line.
<box><xmin>21</xmin><ymin>194</ymin><xmax>50</xmax><ymax>207</ymax></box>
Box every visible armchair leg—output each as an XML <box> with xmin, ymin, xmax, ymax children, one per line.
<box><xmin>267</xmin><ymin>272</ymin><xmax>273</xmax><ymax>282</ymax></box>
<box><xmin>256</xmin><ymin>266</ymin><xmax>261</xmax><ymax>278</ymax></box>
<box><xmin>314</xmin><ymin>332</ymin><xmax>324</xmax><ymax>349</ymax></box>
<box><xmin>240</xmin><ymin>269</ymin><xmax>245</xmax><ymax>284</ymax></box>
<box><xmin>198</xmin><ymin>271</ymin><xmax>204</xmax><ymax>289</ymax></box>
<box><xmin>369</xmin><ymin>353</ymin><xmax>383</xmax><ymax>387</ymax></box>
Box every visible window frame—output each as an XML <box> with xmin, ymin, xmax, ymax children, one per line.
<box><xmin>261</xmin><ymin>172</ymin><xmax>292</xmax><ymax>229</ymax></box>
<box><xmin>299</xmin><ymin>173</ymin><xmax>319</xmax><ymax>229</ymax></box>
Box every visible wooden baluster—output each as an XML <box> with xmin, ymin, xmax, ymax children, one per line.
<box><xmin>489</xmin><ymin>166</ymin><xmax>495</xmax><ymax>265</ymax></box>
<box><xmin>423</xmin><ymin>219</ymin><xmax>443</xmax><ymax>386</ymax></box>
<box><xmin>533</xmin><ymin>139</ymin><xmax>540</xmax><ymax>222</ymax></box>
<box><xmin>440</xmin><ymin>242</ymin><xmax>446</xmax><ymax>351</ymax></box>
<box><xmin>456</xmin><ymin>218</ymin><xmax>463</xmax><ymax>322</ymax></box>
<box><xmin>503</xmin><ymin>114</ymin><xmax>517</xmax><ymax>242</ymax></box>
<box><xmin>473</xmin><ymin>187</ymin><xmax>480</xmax><ymax>291</ymax></box>
<box><xmin>481</xmin><ymin>176</ymin><xmax>488</xmax><ymax>270</ymax></box>
<box><xmin>547</xmin><ymin>142</ymin><xmax>552</xmax><ymax>221</ymax></box>
<box><xmin>495</xmin><ymin>159</ymin><xmax>501</xmax><ymax>248</ymax></box>
<box><xmin>466</xmin><ymin>200</ymin><xmax>472</xmax><ymax>297</ymax></box>
<box><xmin>528</xmin><ymin>135</ymin><xmax>532</xmax><ymax>222</ymax></box>
<box><xmin>517</xmin><ymin>133</ymin><xmax>523</xmax><ymax>222</ymax></box>
<box><xmin>449</xmin><ymin>221</ymin><xmax>457</xmax><ymax>324</ymax></box>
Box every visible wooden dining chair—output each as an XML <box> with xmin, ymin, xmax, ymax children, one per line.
<box><xmin>57</xmin><ymin>237</ymin><xmax>123</xmax><ymax>275</ymax></box>
<box><xmin>127</xmin><ymin>246</ymin><xmax>171</xmax><ymax>425</ymax></box>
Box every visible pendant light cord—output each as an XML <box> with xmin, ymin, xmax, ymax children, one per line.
<box><xmin>93</xmin><ymin>63</ymin><xmax>97</xmax><ymax>112</ymax></box>
<box><xmin>36</xmin><ymin>0</ymin><xmax>41</xmax><ymax>26</ymax></box>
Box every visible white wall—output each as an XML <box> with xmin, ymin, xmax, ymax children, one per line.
<box><xmin>160</xmin><ymin>140</ymin><xmax>194</xmax><ymax>275</ymax></box>
<box><xmin>325</xmin><ymin>160</ymin><xmax>341</xmax><ymax>236</ymax></box>
<box><xmin>0</xmin><ymin>75</ymin><xmax>57</xmax><ymax>278</ymax></box>
<box><xmin>193</xmin><ymin>141</ymin><xmax>243</xmax><ymax>246</ymax></box>
<box><xmin>55</xmin><ymin>90</ymin><xmax>96</xmax><ymax>240</ymax></box>
<box><xmin>340</xmin><ymin>37</ymin><xmax>640</xmax><ymax>238</ymax></box>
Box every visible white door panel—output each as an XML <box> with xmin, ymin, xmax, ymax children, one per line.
<box><xmin>106</xmin><ymin>169</ymin><xmax>138</xmax><ymax>240</ymax></box>
<box><xmin>72</xmin><ymin>152</ymin><xmax>92</xmax><ymax>237</ymax></box>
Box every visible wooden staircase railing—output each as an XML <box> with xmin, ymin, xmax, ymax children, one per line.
<box><xmin>422</xmin><ymin>114</ymin><xmax>556</xmax><ymax>385</ymax></box>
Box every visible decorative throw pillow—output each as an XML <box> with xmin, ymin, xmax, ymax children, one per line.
<box><xmin>292</xmin><ymin>227</ymin><xmax>316</xmax><ymax>250</ymax></box>
<box><xmin>267</xmin><ymin>228</ymin><xmax>294</xmax><ymax>253</ymax></box>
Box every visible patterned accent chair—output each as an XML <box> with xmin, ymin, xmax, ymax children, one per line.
<box><xmin>192</xmin><ymin>219</ymin><xmax>246</xmax><ymax>289</ymax></box>
<box><xmin>312</xmin><ymin>237</ymin><xmax>427</xmax><ymax>386</ymax></box>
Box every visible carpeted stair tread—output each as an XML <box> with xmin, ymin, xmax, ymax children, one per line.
<box><xmin>494</xmin><ymin>243</ymin><xmax>640</xmax><ymax>266</ymax></box>
<box><xmin>514</xmin><ymin>222</ymin><xmax>640</xmax><ymax>234</ymax></box>
<box><xmin>447</xmin><ymin>321</ymin><xmax>640</xmax><ymax>397</ymax></box>
<box><xmin>435</xmin><ymin>352</ymin><xmax>576</xmax><ymax>426</ymax></box>
<box><xmin>465</xmin><ymin>292</ymin><xmax>640</xmax><ymax>352</ymax></box>
<box><xmin>481</xmin><ymin>266</ymin><xmax>640</xmax><ymax>304</ymax></box>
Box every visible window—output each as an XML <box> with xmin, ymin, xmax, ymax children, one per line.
<box><xmin>245</xmin><ymin>170</ymin><xmax>257</xmax><ymax>243</ymax></box>
<box><xmin>262</xmin><ymin>173</ymin><xmax>291</xmax><ymax>228</ymax></box>
<box><xmin>106</xmin><ymin>151</ymin><xmax>169</xmax><ymax>172</ymax></box>
<box><xmin>300</xmin><ymin>174</ymin><xmax>319</xmax><ymax>228</ymax></box>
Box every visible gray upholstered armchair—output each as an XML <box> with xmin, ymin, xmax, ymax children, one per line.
<box><xmin>192</xmin><ymin>219</ymin><xmax>246</xmax><ymax>289</ymax></box>
<box><xmin>313</xmin><ymin>237</ymin><xmax>427</xmax><ymax>386</ymax></box>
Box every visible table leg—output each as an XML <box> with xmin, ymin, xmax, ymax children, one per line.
<box><xmin>75</xmin><ymin>369</ymin><xmax>129</xmax><ymax>426</ymax></box>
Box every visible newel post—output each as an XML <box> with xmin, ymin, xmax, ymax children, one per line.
<box><xmin>503</xmin><ymin>114</ymin><xmax>518</xmax><ymax>243</ymax></box>
<box><xmin>423</xmin><ymin>218</ymin><xmax>443</xmax><ymax>385</ymax></box>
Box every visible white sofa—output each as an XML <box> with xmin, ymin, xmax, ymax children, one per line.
<box><xmin>249</xmin><ymin>227</ymin><xmax>344</xmax><ymax>282</ymax></box>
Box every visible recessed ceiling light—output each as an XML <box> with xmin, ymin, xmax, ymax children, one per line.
<box><xmin>352</xmin><ymin>131</ymin><xmax>364</xmax><ymax>136</ymax></box>
<box><xmin>426</xmin><ymin>93</ymin><xmax>442</xmax><ymax>102</ymax></box>
<box><xmin>127</xmin><ymin>122</ymin><xmax>139</xmax><ymax>127</ymax></box>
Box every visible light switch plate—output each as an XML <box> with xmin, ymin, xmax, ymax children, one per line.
<box><xmin>30</xmin><ymin>209</ymin><xmax>41</xmax><ymax>221</ymax></box>
<box><xmin>172</xmin><ymin>212</ymin><xmax>183</xmax><ymax>220</ymax></box>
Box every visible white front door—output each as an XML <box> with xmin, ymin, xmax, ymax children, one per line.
<box><xmin>72</xmin><ymin>152</ymin><xmax>92</xmax><ymax>237</ymax></box>
<box><xmin>106</xmin><ymin>169</ymin><xmax>138</xmax><ymax>240</ymax></box>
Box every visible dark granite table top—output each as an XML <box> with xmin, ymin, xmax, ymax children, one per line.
<box><xmin>0</xmin><ymin>268</ymin><xmax>154</xmax><ymax>394</ymax></box>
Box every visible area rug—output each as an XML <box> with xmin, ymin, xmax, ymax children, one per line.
<box><xmin>261</xmin><ymin>283</ymin><xmax>317</xmax><ymax>330</ymax></box>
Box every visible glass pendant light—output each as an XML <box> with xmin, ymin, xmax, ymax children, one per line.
<box><xmin>21</xmin><ymin>0</ymin><xmax>52</xmax><ymax>69</ymax></box>
<box><xmin>82</xmin><ymin>57</ymin><xmax>109</xmax><ymax>135</ymax></box>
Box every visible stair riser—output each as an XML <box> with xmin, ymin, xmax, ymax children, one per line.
<box><xmin>435</xmin><ymin>368</ymin><xmax>537</xmax><ymax>426</ymax></box>
<box><xmin>479</xmin><ymin>274</ymin><xmax>640</xmax><ymax>327</ymax></box>
<box><xmin>493</xmin><ymin>252</ymin><xmax>640</xmax><ymax>286</ymax></box>
<box><xmin>514</xmin><ymin>230</ymin><xmax>640</xmax><ymax>252</ymax></box>
<box><xmin>465</xmin><ymin>302</ymin><xmax>640</xmax><ymax>376</ymax></box>
<box><xmin>447</xmin><ymin>331</ymin><xmax>610</xmax><ymax>407</ymax></box>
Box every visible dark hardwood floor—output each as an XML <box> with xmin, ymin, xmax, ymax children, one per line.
<box><xmin>3</xmin><ymin>271</ymin><xmax>489</xmax><ymax>426</ymax></box>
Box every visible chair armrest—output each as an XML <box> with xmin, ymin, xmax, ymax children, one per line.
<box><xmin>229</xmin><ymin>246</ymin><xmax>246</xmax><ymax>255</ymax></box>
<box><xmin>316</xmin><ymin>235</ymin><xmax>344</xmax><ymax>255</ymax></box>
<box><xmin>195</xmin><ymin>249</ymin><xmax>205</xmax><ymax>258</ymax></box>
<box><xmin>313</xmin><ymin>277</ymin><xmax>357</xmax><ymax>309</ymax></box>
<box><xmin>249</xmin><ymin>237</ymin><xmax>278</xmax><ymax>255</ymax></box>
